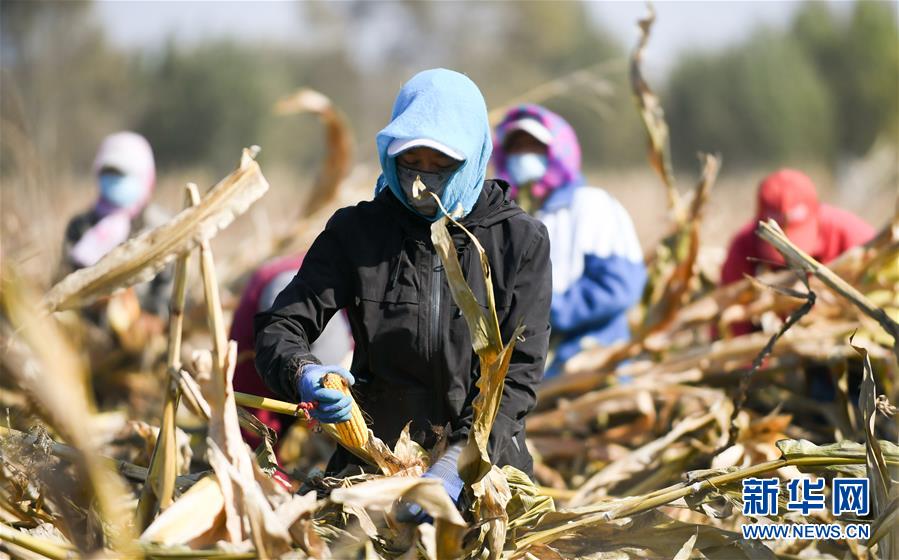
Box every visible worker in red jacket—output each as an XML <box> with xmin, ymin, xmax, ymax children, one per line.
<box><xmin>722</xmin><ymin>169</ymin><xmax>874</xmax><ymax>285</ymax></box>
<box><xmin>721</xmin><ymin>169</ymin><xmax>875</xmax><ymax>400</ymax></box>
<box><xmin>721</xmin><ymin>169</ymin><xmax>875</xmax><ymax>334</ymax></box>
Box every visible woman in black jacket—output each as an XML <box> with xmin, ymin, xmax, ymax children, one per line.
<box><xmin>254</xmin><ymin>68</ymin><xmax>551</xmax><ymax>508</ymax></box>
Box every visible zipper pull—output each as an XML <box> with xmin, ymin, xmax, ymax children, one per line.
<box><xmin>389</xmin><ymin>238</ymin><xmax>409</xmax><ymax>290</ymax></box>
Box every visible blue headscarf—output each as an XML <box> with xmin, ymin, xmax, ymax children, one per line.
<box><xmin>375</xmin><ymin>68</ymin><xmax>492</xmax><ymax>220</ymax></box>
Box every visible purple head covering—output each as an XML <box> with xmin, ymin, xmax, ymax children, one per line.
<box><xmin>493</xmin><ymin>104</ymin><xmax>583</xmax><ymax>200</ymax></box>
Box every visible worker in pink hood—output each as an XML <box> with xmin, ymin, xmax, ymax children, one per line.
<box><xmin>721</xmin><ymin>169</ymin><xmax>875</xmax><ymax>334</ymax></box>
<box><xmin>61</xmin><ymin>131</ymin><xmax>172</xmax><ymax>317</ymax></box>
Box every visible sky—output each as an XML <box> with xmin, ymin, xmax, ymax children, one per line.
<box><xmin>94</xmin><ymin>1</ymin><xmax>853</xmax><ymax>77</ymax></box>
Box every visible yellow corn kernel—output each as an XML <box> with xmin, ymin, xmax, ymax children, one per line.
<box><xmin>321</xmin><ymin>373</ymin><xmax>369</xmax><ymax>448</ymax></box>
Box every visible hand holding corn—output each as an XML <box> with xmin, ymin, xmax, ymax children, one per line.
<box><xmin>297</xmin><ymin>364</ymin><xmax>355</xmax><ymax>423</ymax></box>
<box><xmin>320</xmin><ymin>372</ymin><xmax>369</xmax><ymax>449</ymax></box>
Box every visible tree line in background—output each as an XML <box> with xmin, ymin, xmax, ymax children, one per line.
<box><xmin>667</xmin><ymin>0</ymin><xmax>898</xmax><ymax>169</ymax></box>
<box><xmin>1</xmin><ymin>0</ymin><xmax>896</xmax><ymax>187</ymax></box>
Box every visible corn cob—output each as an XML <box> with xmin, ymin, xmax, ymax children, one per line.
<box><xmin>321</xmin><ymin>373</ymin><xmax>369</xmax><ymax>448</ymax></box>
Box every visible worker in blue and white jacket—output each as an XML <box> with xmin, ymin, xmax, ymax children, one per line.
<box><xmin>493</xmin><ymin>104</ymin><xmax>647</xmax><ymax>377</ymax></box>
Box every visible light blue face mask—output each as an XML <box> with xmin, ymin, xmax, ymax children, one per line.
<box><xmin>506</xmin><ymin>153</ymin><xmax>548</xmax><ymax>186</ymax></box>
<box><xmin>99</xmin><ymin>173</ymin><xmax>144</xmax><ymax>209</ymax></box>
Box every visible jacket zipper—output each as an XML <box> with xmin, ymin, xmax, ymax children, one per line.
<box><xmin>430</xmin><ymin>249</ymin><xmax>445</xmax><ymax>422</ymax></box>
<box><xmin>430</xmin><ymin>250</ymin><xmax>442</xmax><ymax>360</ymax></box>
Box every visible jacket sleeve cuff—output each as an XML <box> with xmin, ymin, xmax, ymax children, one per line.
<box><xmin>284</xmin><ymin>353</ymin><xmax>321</xmax><ymax>402</ymax></box>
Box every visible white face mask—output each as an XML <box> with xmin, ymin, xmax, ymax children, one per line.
<box><xmin>506</xmin><ymin>153</ymin><xmax>548</xmax><ymax>186</ymax></box>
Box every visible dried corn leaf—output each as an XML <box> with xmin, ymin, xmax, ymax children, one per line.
<box><xmin>869</xmin><ymin>495</ymin><xmax>899</xmax><ymax>551</ymax></box>
<box><xmin>430</xmin><ymin>208</ymin><xmax>526</xmax><ymax>559</ymax></box>
<box><xmin>777</xmin><ymin>438</ymin><xmax>899</xmax><ymax>465</ymax></box>
<box><xmin>140</xmin><ymin>476</ymin><xmax>225</xmax><ymax>546</ymax></box>
<box><xmin>430</xmin><ymin>213</ymin><xmax>524</xmax><ymax>485</ymax></box>
<box><xmin>637</xmin><ymin>154</ymin><xmax>720</xmax><ymax>338</ymax></box>
<box><xmin>517</xmin><ymin>509</ymin><xmax>774</xmax><ymax>559</ymax></box>
<box><xmin>137</xmin><ymin>186</ymin><xmax>196</xmax><ymax>529</ymax></box>
<box><xmin>1</xmin><ymin>270</ymin><xmax>136</xmax><ymax>553</ymax></box>
<box><xmin>430</xmin><ymin>215</ymin><xmax>502</xmax><ymax>355</ymax></box>
<box><xmin>398</xmin><ymin>522</ymin><xmax>437</xmax><ymax>560</ymax></box>
<box><xmin>673</xmin><ymin>533</ymin><xmax>698</xmax><ymax>560</ymax></box>
<box><xmin>44</xmin><ymin>147</ymin><xmax>269</xmax><ymax>311</ymax></box>
<box><xmin>630</xmin><ymin>4</ymin><xmax>678</xmax><ymax>217</ymax></box>
<box><xmin>207</xmin><ymin>441</ymin><xmax>292</xmax><ymax>558</ymax></box>
<box><xmin>193</xmin><ymin>346</ymin><xmax>243</xmax><ymax>545</ymax></box>
<box><xmin>504</xmin><ymin>465</ymin><xmax>555</xmax><ymax>534</ymax></box>
<box><xmin>342</xmin><ymin>502</ymin><xmax>379</xmax><ymax>539</ymax></box>
<box><xmin>857</xmin><ymin>342</ymin><xmax>899</xmax><ymax>556</ymax></box>
<box><xmin>274</xmin><ymin>88</ymin><xmax>353</xmax><ymax>219</ymax></box>
<box><xmin>471</xmin><ymin>465</ymin><xmax>512</xmax><ymax>559</ymax></box>
<box><xmin>330</xmin><ymin>477</ymin><xmax>464</xmax><ymax>526</ymax></box>
<box><xmin>570</xmin><ymin>411</ymin><xmax>721</xmax><ymax>506</ymax></box>
<box><xmin>391</xmin><ymin>423</ymin><xmax>429</xmax><ymax>476</ymax></box>
<box><xmin>330</xmin><ymin>476</ymin><xmax>466</xmax><ymax>559</ymax></box>
<box><xmin>204</xmin><ymin>341</ymin><xmax>291</xmax><ymax>557</ymax></box>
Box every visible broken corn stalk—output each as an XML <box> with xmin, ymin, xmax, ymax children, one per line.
<box><xmin>321</xmin><ymin>373</ymin><xmax>369</xmax><ymax>449</ymax></box>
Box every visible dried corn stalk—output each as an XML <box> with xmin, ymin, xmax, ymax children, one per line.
<box><xmin>430</xmin><ymin>209</ymin><xmax>524</xmax><ymax>485</ymax></box>
<box><xmin>855</xmin><ymin>342</ymin><xmax>898</xmax><ymax>556</ymax></box>
<box><xmin>1</xmin><ymin>270</ymin><xmax>137</xmax><ymax>555</ymax></box>
<box><xmin>233</xmin><ymin>389</ymin><xmax>420</xmax><ymax>476</ymax></box>
<box><xmin>330</xmin><ymin>476</ymin><xmax>467</xmax><ymax>559</ymax></box>
<box><xmin>430</xmin><ymin>197</ymin><xmax>525</xmax><ymax>559</ymax></box>
<box><xmin>758</xmin><ymin>219</ymin><xmax>899</xmax><ymax>362</ymax></box>
<box><xmin>623</xmin><ymin>4</ymin><xmax>722</xmax><ymax>349</ymax></box>
<box><xmin>274</xmin><ymin>88</ymin><xmax>353</xmax><ymax>220</ymax></box>
<box><xmin>44</xmin><ymin>147</ymin><xmax>268</xmax><ymax>311</ymax></box>
<box><xmin>136</xmin><ymin>185</ymin><xmax>197</xmax><ymax>529</ymax></box>
<box><xmin>141</xmin><ymin>183</ymin><xmax>297</xmax><ymax>557</ymax></box>
<box><xmin>221</xmin><ymin>88</ymin><xmax>356</xmax><ymax>283</ymax></box>
<box><xmin>636</xmin><ymin>154</ymin><xmax>720</xmax><ymax>339</ymax></box>
<box><xmin>631</xmin><ymin>4</ymin><xmax>678</xmax><ymax>218</ymax></box>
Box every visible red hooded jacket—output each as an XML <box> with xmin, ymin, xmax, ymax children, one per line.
<box><xmin>720</xmin><ymin>170</ymin><xmax>875</xmax><ymax>335</ymax></box>
<box><xmin>721</xmin><ymin>204</ymin><xmax>875</xmax><ymax>285</ymax></box>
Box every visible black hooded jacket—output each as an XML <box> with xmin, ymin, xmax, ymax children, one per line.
<box><xmin>254</xmin><ymin>180</ymin><xmax>551</xmax><ymax>474</ymax></box>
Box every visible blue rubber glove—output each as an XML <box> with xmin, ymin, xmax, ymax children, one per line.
<box><xmin>297</xmin><ymin>364</ymin><xmax>355</xmax><ymax>423</ymax></box>
<box><xmin>396</xmin><ymin>443</ymin><xmax>465</xmax><ymax>524</ymax></box>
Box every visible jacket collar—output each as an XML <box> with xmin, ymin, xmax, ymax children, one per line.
<box><xmin>377</xmin><ymin>179</ymin><xmax>523</xmax><ymax>232</ymax></box>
